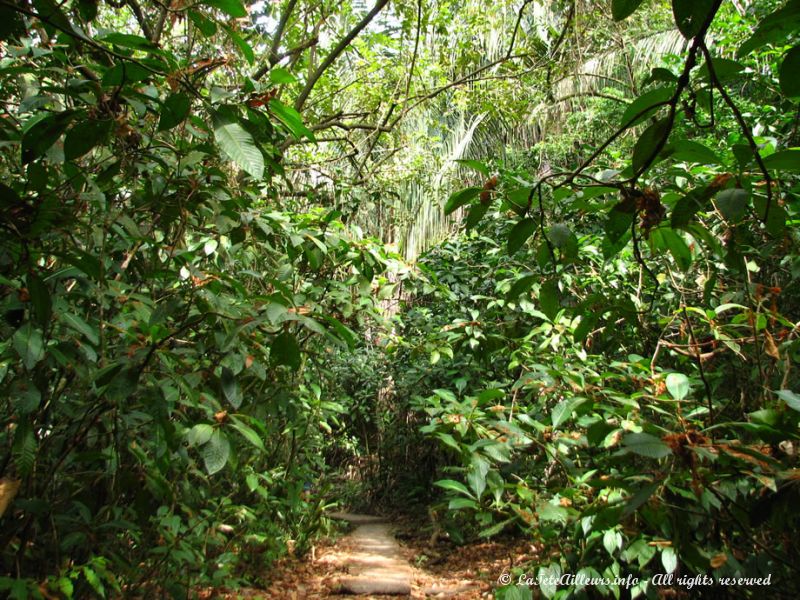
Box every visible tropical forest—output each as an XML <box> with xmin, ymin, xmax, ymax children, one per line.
<box><xmin>0</xmin><ymin>0</ymin><xmax>799</xmax><ymax>598</ymax></box>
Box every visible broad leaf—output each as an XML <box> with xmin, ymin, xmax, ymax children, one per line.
<box><xmin>666</xmin><ymin>372</ymin><xmax>690</xmax><ymax>400</ymax></box>
<box><xmin>13</xmin><ymin>324</ymin><xmax>45</xmax><ymax>370</ymax></box>
<box><xmin>204</xmin><ymin>0</ymin><xmax>247</xmax><ymax>18</ymax></box>
<box><xmin>201</xmin><ymin>430</ymin><xmax>230</xmax><ymax>475</ymax></box>
<box><xmin>612</xmin><ymin>0</ymin><xmax>647</xmax><ymax>21</ymax></box>
<box><xmin>270</xmin><ymin>331</ymin><xmax>301</xmax><ymax>369</ymax></box>
<box><xmin>158</xmin><ymin>94</ymin><xmax>191</xmax><ymax>131</ymax></box>
<box><xmin>221</xmin><ymin>367</ymin><xmax>242</xmax><ymax>409</ymax></box>
<box><xmin>212</xmin><ymin>109</ymin><xmax>264</xmax><ymax>179</ymax></box>
<box><xmin>507</xmin><ymin>218</ymin><xmax>537</xmax><ymax>254</ymax></box>
<box><xmin>632</xmin><ymin>118</ymin><xmax>670</xmax><ymax>174</ymax></box>
<box><xmin>672</xmin><ymin>0</ymin><xmax>715</xmax><ymax>38</ymax></box>
<box><xmin>622</xmin><ymin>432</ymin><xmax>672</xmax><ymax>458</ymax></box>
<box><xmin>269</xmin><ymin>99</ymin><xmax>315</xmax><ymax>141</ymax></box>
<box><xmin>444</xmin><ymin>187</ymin><xmax>481</xmax><ymax>215</ymax></box>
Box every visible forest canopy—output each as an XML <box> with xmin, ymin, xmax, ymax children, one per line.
<box><xmin>0</xmin><ymin>0</ymin><xmax>799</xmax><ymax>598</ymax></box>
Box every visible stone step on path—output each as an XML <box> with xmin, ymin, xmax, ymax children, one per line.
<box><xmin>326</xmin><ymin>512</ymin><xmax>413</xmax><ymax>596</ymax></box>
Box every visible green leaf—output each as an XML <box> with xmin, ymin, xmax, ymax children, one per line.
<box><xmin>101</xmin><ymin>62</ymin><xmax>151</xmax><ymax>87</ymax></box>
<box><xmin>551</xmin><ymin>399</ymin><xmax>577</xmax><ymax>428</ymax></box>
<box><xmin>269</xmin><ymin>68</ymin><xmax>297</xmax><ymax>85</ymax></box>
<box><xmin>158</xmin><ymin>94</ymin><xmax>191</xmax><ymax>131</ymax></box>
<box><xmin>661</xmin><ymin>547</ymin><xmax>678</xmax><ymax>573</ymax></box>
<box><xmin>621</xmin><ymin>482</ymin><xmax>659</xmax><ymax>518</ymax></box>
<box><xmin>60</xmin><ymin>312</ymin><xmax>98</xmax><ymax>345</ymax></box>
<box><xmin>14</xmin><ymin>385</ymin><xmax>41</xmax><ymax>415</ymax></box>
<box><xmin>603</xmin><ymin>529</ymin><xmax>623</xmax><ymax>555</ymax></box>
<box><xmin>665</xmin><ymin>140</ymin><xmax>721</xmax><ymax>165</ymax></box>
<box><xmin>270</xmin><ymin>331</ymin><xmax>301</xmax><ymax>369</ymax></box>
<box><xmin>187</xmin><ymin>423</ymin><xmax>214</xmax><ymax>446</ymax></box>
<box><xmin>221</xmin><ymin>367</ymin><xmax>242</xmax><ymax>409</ymax></box>
<box><xmin>539</xmin><ymin>279</ymin><xmax>559</xmax><ymax>321</ymax></box>
<box><xmin>444</xmin><ymin>187</ymin><xmax>481</xmax><ymax>215</ymax></box>
<box><xmin>672</xmin><ymin>0</ymin><xmax>715</xmax><ymax>38</ymax></box>
<box><xmin>621</xmin><ymin>86</ymin><xmax>672</xmax><ymax>127</ymax></box>
<box><xmin>538</xmin><ymin>502</ymin><xmax>569</xmax><ymax>524</ymax></box>
<box><xmin>666</xmin><ymin>372</ymin><xmax>690</xmax><ymax>400</ymax></box>
<box><xmin>201</xmin><ymin>430</ymin><xmax>230</xmax><ymax>475</ymax></box>
<box><xmin>212</xmin><ymin>109</ymin><xmax>264</xmax><ymax>179</ymax></box>
<box><xmin>465</xmin><ymin>202</ymin><xmax>489</xmax><ymax>230</ymax></box>
<box><xmin>455</xmin><ymin>159</ymin><xmax>490</xmax><ymax>177</ymax></box>
<box><xmin>0</xmin><ymin>5</ymin><xmax>26</xmax><ymax>41</ymax></box>
<box><xmin>22</xmin><ymin>111</ymin><xmax>76</xmax><ymax>164</ymax></box>
<box><xmin>622</xmin><ymin>432</ymin><xmax>672</xmax><ymax>458</ymax></box>
<box><xmin>507</xmin><ymin>274</ymin><xmax>538</xmax><ymax>300</ymax></box>
<box><xmin>13</xmin><ymin>324</ymin><xmax>45</xmax><ymax>370</ymax></box>
<box><xmin>467</xmin><ymin>456</ymin><xmax>489</xmax><ymax>499</ymax></box>
<box><xmin>32</xmin><ymin>0</ymin><xmax>74</xmax><ymax>34</ymax></box>
<box><xmin>13</xmin><ymin>421</ymin><xmax>36</xmax><ymax>477</ymax></box>
<box><xmin>776</xmin><ymin>389</ymin><xmax>800</xmax><ymax>412</ymax></box>
<box><xmin>714</xmin><ymin>188</ymin><xmax>748</xmax><ymax>222</ymax></box>
<box><xmin>763</xmin><ymin>148</ymin><xmax>800</xmax><ymax>171</ymax></box>
<box><xmin>696</xmin><ymin>57</ymin><xmax>745</xmax><ymax>83</ymax></box>
<box><xmin>269</xmin><ymin>99</ymin><xmax>315</xmax><ymax>141</ymax></box>
<box><xmin>64</xmin><ymin>119</ymin><xmax>111</xmax><ymax>160</ymax></box>
<box><xmin>448</xmin><ymin>497</ymin><xmax>479</xmax><ymax>510</ymax></box>
<box><xmin>230</xmin><ymin>420</ymin><xmax>265</xmax><ymax>451</ymax></box>
<box><xmin>189</xmin><ymin>10</ymin><xmax>218</xmax><ymax>36</ymax></box>
<box><xmin>434</xmin><ymin>479</ymin><xmax>474</xmax><ymax>498</ymax></box>
<box><xmin>781</xmin><ymin>46</ymin><xmax>800</xmax><ymax>99</ymax></box>
<box><xmin>612</xmin><ymin>0</ymin><xmax>647</xmax><ymax>21</ymax></box>
<box><xmin>651</xmin><ymin>228</ymin><xmax>691</xmax><ymax>271</ymax></box>
<box><xmin>547</xmin><ymin>223</ymin><xmax>579</xmax><ymax>260</ymax></box>
<box><xmin>225</xmin><ymin>25</ymin><xmax>254</xmax><ymax>64</ymax></box>
<box><xmin>204</xmin><ymin>0</ymin><xmax>247</xmax><ymax>18</ymax></box>
<box><xmin>753</xmin><ymin>195</ymin><xmax>786</xmax><ymax>236</ymax></box>
<box><xmin>26</xmin><ymin>272</ymin><xmax>51</xmax><ymax>327</ymax></box>
<box><xmin>507</xmin><ymin>218</ymin><xmax>537</xmax><ymax>254</ymax></box>
<box><xmin>100</xmin><ymin>32</ymin><xmax>158</xmax><ymax>50</ymax></box>
<box><xmin>632</xmin><ymin>118</ymin><xmax>670</xmax><ymax>174</ymax></box>
<box><xmin>738</xmin><ymin>1</ymin><xmax>800</xmax><ymax>57</ymax></box>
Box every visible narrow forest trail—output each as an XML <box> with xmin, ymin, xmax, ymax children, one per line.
<box><xmin>253</xmin><ymin>511</ymin><xmax>538</xmax><ymax>599</ymax></box>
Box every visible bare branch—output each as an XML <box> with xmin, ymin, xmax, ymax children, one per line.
<box><xmin>295</xmin><ymin>0</ymin><xmax>391</xmax><ymax>111</ymax></box>
<box><xmin>254</xmin><ymin>0</ymin><xmax>299</xmax><ymax>80</ymax></box>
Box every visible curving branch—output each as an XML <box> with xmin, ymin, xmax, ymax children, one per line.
<box><xmin>294</xmin><ymin>0</ymin><xmax>391</xmax><ymax>111</ymax></box>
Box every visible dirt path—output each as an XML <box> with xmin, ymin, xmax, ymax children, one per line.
<box><xmin>326</xmin><ymin>512</ymin><xmax>413</xmax><ymax>595</ymax></box>
<box><xmin>245</xmin><ymin>512</ymin><xmax>537</xmax><ymax>599</ymax></box>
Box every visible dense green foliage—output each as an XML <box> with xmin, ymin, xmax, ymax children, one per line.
<box><xmin>1</xmin><ymin>0</ymin><xmax>799</xmax><ymax>598</ymax></box>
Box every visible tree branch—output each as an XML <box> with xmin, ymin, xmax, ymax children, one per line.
<box><xmin>294</xmin><ymin>0</ymin><xmax>391</xmax><ymax>111</ymax></box>
<box><xmin>254</xmin><ymin>0</ymin><xmax>299</xmax><ymax>80</ymax></box>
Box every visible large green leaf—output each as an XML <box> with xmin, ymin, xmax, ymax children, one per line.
<box><xmin>507</xmin><ymin>218</ymin><xmax>537</xmax><ymax>254</ymax></box>
<box><xmin>622</xmin><ymin>432</ymin><xmax>672</xmax><ymax>458</ymax></box>
<box><xmin>632</xmin><ymin>118</ymin><xmax>670</xmax><ymax>173</ymax></box>
<box><xmin>270</xmin><ymin>331</ymin><xmax>301</xmax><ymax>369</ymax></box>
<box><xmin>738</xmin><ymin>1</ymin><xmax>800</xmax><ymax>57</ymax></box>
<box><xmin>612</xmin><ymin>0</ymin><xmax>647</xmax><ymax>21</ymax></box>
<box><xmin>269</xmin><ymin>99</ymin><xmax>315</xmax><ymax>141</ymax></box>
<box><xmin>434</xmin><ymin>479</ymin><xmax>474</xmax><ymax>498</ymax></box>
<box><xmin>444</xmin><ymin>187</ymin><xmax>481</xmax><ymax>215</ymax></box>
<box><xmin>781</xmin><ymin>46</ymin><xmax>800</xmax><ymax>99</ymax></box>
<box><xmin>158</xmin><ymin>94</ymin><xmax>191</xmax><ymax>131</ymax></box>
<box><xmin>621</xmin><ymin>86</ymin><xmax>672</xmax><ymax>127</ymax></box>
<box><xmin>672</xmin><ymin>0</ymin><xmax>715</xmax><ymax>38</ymax></box>
<box><xmin>13</xmin><ymin>324</ymin><xmax>45</xmax><ymax>370</ymax></box>
<box><xmin>22</xmin><ymin>111</ymin><xmax>76</xmax><ymax>164</ymax></box>
<box><xmin>221</xmin><ymin>367</ymin><xmax>242</xmax><ymax>409</ymax></box>
<box><xmin>201</xmin><ymin>430</ymin><xmax>230</xmax><ymax>475</ymax></box>
<box><xmin>64</xmin><ymin>119</ymin><xmax>111</xmax><ymax>160</ymax></box>
<box><xmin>212</xmin><ymin>109</ymin><xmax>264</xmax><ymax>179</ymax></box>
<box><xmin>204</xmin><ymin>0</ymin><xmax>247</xmax><ymax>18</ymax></box>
